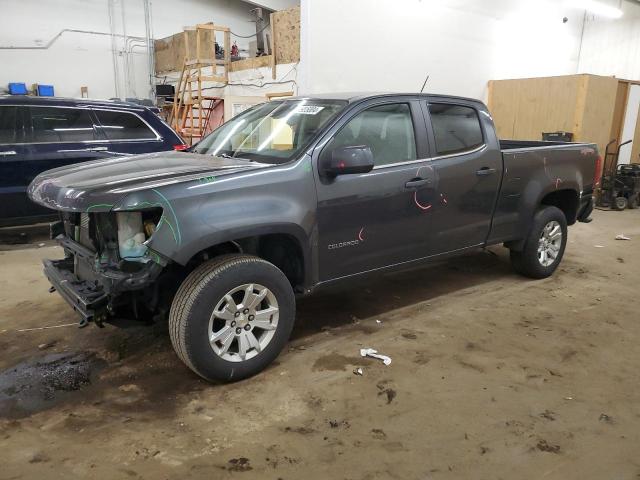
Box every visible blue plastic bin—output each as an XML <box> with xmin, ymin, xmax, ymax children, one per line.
<box><xmin>37</xmin><ymin>85</ymin><xmax>54</xmax><ymax>97</ymax></box>
<box><xmin>8</xmin><ymin>83</ymin><xmax>27</xmax><ymax>95</ymax></box>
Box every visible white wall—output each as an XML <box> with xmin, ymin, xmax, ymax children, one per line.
<box><xmin>0</xmin><ymin>0</ymin><xmax>264</xmax><ymax>99</ymax></box>
<box><xmin>300</xmin><ymin>0</ymin><xmax>586</xmax><ymax>100</ymax></box>
<box><xmin>578</xmin><ymin>0</ymin><xmax>640</xmax><ymax>80</ymax></box>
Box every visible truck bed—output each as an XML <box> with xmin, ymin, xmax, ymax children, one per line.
<box><xmin>500</xmin><ymin>139</ymin><xmax>584</xmax><ymax>150</ymax></box>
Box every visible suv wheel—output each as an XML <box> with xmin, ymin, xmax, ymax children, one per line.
<box><xmin>510</xmin><ymin>206</ymin><xmax>567</xmax><ymax>279</ymax></box>
<box><xmin>169</xmin><ymin>255</ymin><xmax>295</xmax><ymax>382</ymax></box>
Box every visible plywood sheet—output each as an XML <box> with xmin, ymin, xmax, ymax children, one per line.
<box><xmin>155</xmin><ymin>29</ymin><xmax>215</xmax><ymax>74</ymax></box>
<box><xmin>272</xmin><ymin>6</ymin><xmax>300</xmax><ymax>65</ymax></box>
<box><xmin>229</xmin><ymin>55</ymin><xmax>272</xmax><ymax>72</ymax></box>
<box><xmin>488</xmin><ymin>74</ymin><xmax>619</xmax><ymax>154</ymax></box>
<box><xmin>488</xmin><ymin>75</ymin><xmax>581</xmax><ymax>141</ymax></box>
<box><xmin>578</xmin><ymin>75</ymin><xmax>618</xmax><ymax>157</ymax></box>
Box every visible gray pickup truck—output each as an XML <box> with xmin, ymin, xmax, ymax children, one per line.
<box><xmin>28</xmin><ymin>93</ymin><xmax>601</xmax><ymax>382</ymax></box>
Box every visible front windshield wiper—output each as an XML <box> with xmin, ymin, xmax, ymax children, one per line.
<box><xmin>217</xmin><ymin>152</ymin><xmax>254</xmax><ymax>162</ymax></box>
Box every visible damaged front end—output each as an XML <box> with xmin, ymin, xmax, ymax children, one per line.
<box><xmin>45</xmin><ymin>209</ymin><xmax>168</xmax><ymax>327</ymax></box>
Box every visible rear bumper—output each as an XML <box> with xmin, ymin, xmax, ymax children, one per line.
<box><xmin>43</xmin><ymin>258</ymin><xmax>108</xmax><ymax>321</ymax></box>
<box><xmin>577</xmin><ymin>195</ymin><xmax>594</xmax><ymax>222</ymax></box>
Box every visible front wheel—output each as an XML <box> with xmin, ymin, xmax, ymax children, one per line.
<box><xmin>169</xmin><ymin>255</ymin><xmax>295</xmax><ymax>382</ymax></box>
<box><xmin>510</xmin><ymin>206</ymin><xmax>568</xmax><ymax>279</ymax></box>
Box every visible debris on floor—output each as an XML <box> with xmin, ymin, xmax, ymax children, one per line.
<box><xmin>353</xmin><ymin>367</ymin><xmax>363</xmax><ymax>376</ymax></box>
<box><xmin>615</xmin><ymin>234</ymin><xmax>631</xmax><ymax>241</ymax></box>
<box><xmin>360</xmin><ymin>348</ymin><xmax>392</xmax><ymax>366</ymax></box>
<box><xmin>536</xmin><ymin>439</ymin><xmax>561</xmax><ymax>453</ymax></box>
<box><xmin>599</xmin><ymin>413</ymin><xmax>614</xmax><ymax>424</ymax></box>
<box><xmin>593</xmin><ymin>245</ymin><xmax>605</xmax><ymax>248</ymax></box>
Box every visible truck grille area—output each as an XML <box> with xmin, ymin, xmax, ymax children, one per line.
<box><xmin>78</xmin><ymin>213</ymin><xmax>94</xmax><ymax>251</ymax></box>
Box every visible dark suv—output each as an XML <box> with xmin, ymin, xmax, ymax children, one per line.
<box><xmin>0</xmin><ymin>96</ymin><xmax>185</xmax><ymax>226</ymax></box>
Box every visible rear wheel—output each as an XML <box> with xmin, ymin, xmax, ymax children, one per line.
<box><xmin>627</xmin><ymin>195</ymin><xmax>639</xmax><ymax>209</ymax></box>
<box><xmin>614</xmin><ymin>196</ymin><xmax>628</xmax><ymax>210</ymax></box>
<box><xmin>169</xmin><ymin>255</ymin><xmax>295</xmax><ymax>382</ymax></box>
<box><xmin>510</xmin><ymin>206</ymin><xmax>567</xmax><ymax>279</ymax></box>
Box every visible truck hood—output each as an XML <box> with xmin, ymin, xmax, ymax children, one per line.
<box><xmin>28</xmin><ymin>151</ymin><xmax>267</xmax><ymax>212</ymax></box>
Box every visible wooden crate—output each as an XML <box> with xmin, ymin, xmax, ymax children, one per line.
<box><xmin>487</xmin><ymin>74</ymin><xmax>619</xmax><ymax>156</ymax></box>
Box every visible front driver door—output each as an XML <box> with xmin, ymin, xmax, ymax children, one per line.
<box><xmin>313</xmin><ymin>99</ymin><xmax>433</xmax><ymax>282</ymax></box>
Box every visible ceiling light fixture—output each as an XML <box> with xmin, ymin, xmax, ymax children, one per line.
<box><xmin>567</xmin><ymin>0</ymin><xmax>623</xmax><ymax>18</ymax></box>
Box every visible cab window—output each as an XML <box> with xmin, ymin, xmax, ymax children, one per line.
<box><xmin>323</xmin><ymin>103</ymin><xmax>417</xmax><ymax>167</ymax></box>
<box><xmin>428</xmin><ymin>103</ymin><xmax>483</xmax><ymax>155</ymax></box>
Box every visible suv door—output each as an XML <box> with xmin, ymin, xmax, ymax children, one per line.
<box><xmin>17</xmin><ymin>105</ymin><xmax>110</xmax><ymax>221</ymax></box>
<box><xmin>92</xmin><ymin>108</ymin><xmax>165</xmax><ymax>155</ymax></box>
<box><xmin>420</xmin><ymin>100</ymin><xmax>502</xmax><ymax>255</ymax></box>
<box><xmin>313</xmin><ymin>99</ymin><xmax>434</xmax><ymax>281</ymax></box>
<box><xmin>0</xmin><ymin>105</ymin><xmax>31</xmax><ymax>224</ymax></box>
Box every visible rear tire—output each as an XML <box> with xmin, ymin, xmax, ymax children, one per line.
<box><xmin>510</xmin><ymin>206</ymin><xmax>567</xmax><ymax>279</ymax></box>
<box><xmin>169</xmin><ymin>254</ymin><xmax>295</xmax><ymax>382</ymax></box>
<box><xmin>627</xmin><ymin>195</ymin><xmax>639</xmax><ymax>209</ymax></box>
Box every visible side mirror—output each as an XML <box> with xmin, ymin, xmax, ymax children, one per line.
<box><xmin>320</xmin><ymin>145</ymin><xmax>374</xmax><ymax>177</ymax></box>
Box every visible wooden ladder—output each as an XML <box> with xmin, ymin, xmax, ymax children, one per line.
<box><xmin>169</xmin><ymin>23</ymin><xmax>230</xmax><ymax>145</ymax></box>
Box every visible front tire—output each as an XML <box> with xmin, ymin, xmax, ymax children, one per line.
<box><xmin>510</xmin><ymin>206</ymin><xmax>567</xmax><ymax>279</ymax></box>
<box><xmin>169</xmin><ymin>255</ymin><xmax>295</xmax><ymax>382</ymax></box>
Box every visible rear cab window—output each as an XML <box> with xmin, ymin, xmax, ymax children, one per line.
<box><xmin>27</xmin><ymin>106</ymin><xmax>97</xmax><ymax>142</ymax></box>
<box><xmin>93</xmin><ymin>110</ymin><xmax>158</xmax><ymax>141</ymax></box>
<box><xmin>428</xmin><ymin>103</ymin><xmax>484</xmax><ymax>156</ymax></box>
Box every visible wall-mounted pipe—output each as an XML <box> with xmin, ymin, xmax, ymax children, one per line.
<box><xmin>0</xmin><ymin>28</ymin><xmax>145</xmax><ymax>50</ymax></box>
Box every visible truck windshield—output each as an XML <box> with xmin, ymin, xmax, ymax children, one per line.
<box><xmin>192</xmin><ymin>99</ymin><xmax>347</xmax><ymax>164</ymax></box>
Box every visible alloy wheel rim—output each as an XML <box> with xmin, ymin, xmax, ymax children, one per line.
<box><xmin>537</xmin><ymin>220</ymin><xmax>562</xmax><ymax>267</ymax></box>
<box><xmin>208</xmin><ymin>283</ymin><xmax>279</xmax><ymax>362</ymax></box>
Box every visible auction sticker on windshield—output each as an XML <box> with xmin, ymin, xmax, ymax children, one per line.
<box><xmin>296</xmin><ymin>105</ymin><xmax>325</xmax><ymax>115</ymax></box>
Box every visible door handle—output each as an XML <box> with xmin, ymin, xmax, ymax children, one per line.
<box><xmin>476</xmin><ymin>167</ymin><xmax>496</xmax><ymax>176</ymax></box>
<box><xmin>88</xmin><ymin>146</ymin><xmax>108</xmax><ymax>152</ymax></box>
<box><xmin>405</xmin><ymin>178</ymin><xmax>431</xmax><ymax>189</ymax></box>
<box><xmin>0</xmin><ymin>150</ymin><xmax>17</xmax><ymax>156</ymax></box>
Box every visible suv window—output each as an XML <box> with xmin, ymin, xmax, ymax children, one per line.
<box><xmin>428</xmin><ymin>104</ymin><xmax>483</xmax><ymax>155</ymax></box>
<box><xmin>29</xmin><ymin>107</ymin><xmax>97</xmax><ymax>142</ymax></box>
<box><xmin>325</xmin><ymin>103</ymin><xmax>417</xmax><ymax>167</ymax></box>
<box><xmin>0</xmin><ymin>106</ymin><xmax>18</xmax><ymax>144</ymax></box>
<box><xmin>94</xmin><ymin>110</ymin><xmax>157</xmax><ymax>140</ymax></box>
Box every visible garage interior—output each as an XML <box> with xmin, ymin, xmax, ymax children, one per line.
<box><xmin>1</xmin><ymin>0</ymin><xmax>640</xmax><ymax>478</ymax></box>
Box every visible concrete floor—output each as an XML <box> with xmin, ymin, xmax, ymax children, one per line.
<box><xmin>1</xmin><ymin>209</ymin><xmax>639</xmax><ymax>480</ymax></box>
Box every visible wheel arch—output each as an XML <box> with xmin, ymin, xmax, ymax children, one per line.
<box><xmin>178</xmin><ymin>224</ymin><xmax>312</xmax><ymax>292</ymax></box>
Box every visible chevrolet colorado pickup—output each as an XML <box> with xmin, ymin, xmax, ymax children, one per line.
<box><xmin>28</xmin><ymin>93</ymin><xmax>601</xmax><ymax>382</ymax></box>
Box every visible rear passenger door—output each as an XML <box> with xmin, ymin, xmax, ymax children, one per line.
<box><xmin>92</xmin><ymin>108</ymin><xmax>165</xmax><ymax>155</ymax></box>
<box><xmin>421</xmin><ymin>101</ymin><xmax>502</xmax><ymax>255</ymax></box>
<box><xmin>313</xmin><ymin>99</ymin><xmax>433</xmax><ymax>281</ymax></box>
<box><xmin>0</xmin><ymin>105</ymin><xmax>32</xmax><ymax>222</ymax></box>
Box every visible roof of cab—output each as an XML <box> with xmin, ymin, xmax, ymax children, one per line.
<box><xmin>0</xmin><ymin>95</ymin><xmax>150</xmax><ymax>110</ymax></box>
<box><xmin>280</xmin><ymin>92</ymin><xmax>485</xmax><ymax>106</ymax></box>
